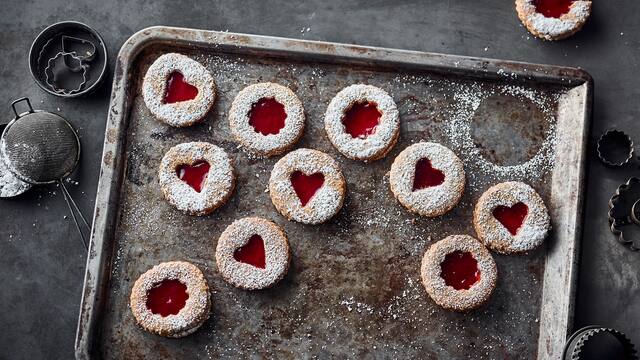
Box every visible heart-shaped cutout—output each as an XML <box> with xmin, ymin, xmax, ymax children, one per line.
<box><xmin>412</xmin><ymin>158</ymin><xmax>445</xmax><ymax>191</ymax></box>
<box><xmin>342</xmin><ymin>101</ymin><xmax>381</xmax><ymax>139</ymax></box>
<box><xmin>164</xmin><ymin>71</ymin><xmax>199</xmax><ymax>104</ymax></box>
<box><xmin>249</xmin><ymin>98</ymin><xmax>287</xmax><ymax>135</ymax></box>
<box><xmin>233</xmin><ymin>234</ymin><xmax>266</xmax><ymax>269</ymax></box>
<box><xmin>176</xmin><ymin>160</ymin><xmax>210</xmax><ymax>193</ymax></box>
<box><xmin>492</xmin><ymin>202</ymin><xmax>528</xmax><ymax>235</ymax></box>
<box><xmin>291</xmin><ymin>171</ymin><xmax>324</xmax><ymax>206</ymax></box>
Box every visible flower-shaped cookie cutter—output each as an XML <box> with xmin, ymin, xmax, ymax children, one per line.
<box><xmin>563</xmin><ymin>325</ymin><xmax>638</xmax><ymax>360</ymax></box>
<box><xmin>608</xmin><ymin>177</ymin><xmax>640</xmax><ymax>251</ymax></box>
<box><xmin>44</xmin><ymin>51</ymin><xmax>88</xmax><ymax>96</ymax></box>
<box><xmin>597</xmin><ymin>129</ymin><xmax>634</xmax><ymax>167</ymax></box>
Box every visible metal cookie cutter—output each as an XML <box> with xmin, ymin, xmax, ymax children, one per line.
<box><xmin>61</xmin><ymin>35</ymin><xmax>96</xmax><ymax>72</ymax></box>
<box><xmin>597</xmin><ymin>129</ymin><xmax>634</xmax><ymax>167</ymax></box>
<box><xmin>44</xmin><ymin>51</ymin><xmax>88</xmax><ymax>95</ymax></box>
<box><xmin>28</xmin><ymin>21</ymin><xmax>108</xmax><ymax>98</ymax></box>
<box><xmin>36</xmin><ymin>36</ymin><xmax>58</xmax><ymax>70</ymax></box>
<box><xmin>608</xmin><ymin>177</ymin><xmax>640</xmax><ymax>251</ymax></box>
<box><xmin>563</xmin><ymin>326</ymin><xmax>637</xmax><ymax>360</ymax></box>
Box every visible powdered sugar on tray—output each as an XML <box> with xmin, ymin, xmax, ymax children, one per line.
<box><xmin>444</xmin><ymin>82</ymin><xmax>558</xmax><ymax>189</ymax></box>
<box><xmin>103</xmin><ymin>48</ymin><xmax>568</xmax><ymax>359</ymax></box>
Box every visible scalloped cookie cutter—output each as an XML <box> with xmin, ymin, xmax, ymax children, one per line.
<box><xmin>44</xmin><ymin>51</ymin><xmax>88</xmax><ymax>95</ymax></box>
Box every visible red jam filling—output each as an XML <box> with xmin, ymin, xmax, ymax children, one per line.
<box><xmin>233</xmin><ymin>234</ymin><xmax>266</xmax><ymax>269</ymax></box>
<box><xmin>534</xmin><ymin>0</ymin><xmax>574</xmax><ymax>18</ymax></box>
<box><xmin>176</xmin><ymin>160</ymin><xmax>210</xmax><ymax>193</ymax></box>
<box><xmin>412</xmin><ymin>158</ymin><xmax>445</xmax><ymax>191</ymax></box>
<box><xmin>493</xmin><ymin>202</ymin><xmax>529</xmax><ymax>236</ymax></box>
<box><xmin>290</xmin><ymin>171</ymin><xmax>324</xmax><ymax>206</ymax></box>
<box><xmin>440</xmin><ymin>251</ymin><xmax>480</xmax><ymax>290</ymax></box>
<box><xmin>146</xmin><ymin>279</ymin><xmax>189</xmax><ymax>317</ymax></box>
<box><xmin>164</xmin><ymin>71</ymin><xmax>198</xmax><ymax>104</ymax></box>
<box><xmin>342</xmin><ymin>101</ymin><xmax>381</xmax><ymax>139</ymax></box>
<box><xmin>248</xmin><ymin>98</ymin><xmax>287</xmax><ymax>135</ymax></box>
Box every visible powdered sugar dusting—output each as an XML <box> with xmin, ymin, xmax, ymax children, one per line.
<box><xmin>421</xmin><ymin>235</ymin><xmax>497</xmax><ymax>311</ymax></box>
<box><xmin>390</xmin><ymin>142</ymin><xmax>465</xmax><ymax>217</ymax></box>
<box><xmin>216</xmin><ymin>217</ymin><xmax>290</xmax><ymax>290</ymax></box>
<box><xmin>324</xmin><ymin>84</ymin><xmax>400</xmax><ymax>161</ymax></box>
<box><xmin>445</xmin><ymin>82</ymin><xmax>557</xmax><ymax>189</ymax></box>
<box><xmin>474</xmin><ymin>181</ymin><xmax>551</xmax><ymax>254</ymax></box>
<box><xmin>229</xmin><ymin>82</ymin><xmax>305</xmax><ymax>156</ymax></box>
<box><xmin>516</xmin><ymin>0</ymin><xmax>591</xmax><ymax>40</ymax></box>
<box><xmin>142</xmin><ymin>53</ymin><xmax>216</xmax><ymax>127</ymax></box>
<box><xmin>269</xmin><ymin>148</ymin><xmax>346</xmax><ymax>224</ymax></box>
<box><xmin>0</xmin><ymin>154</ymin><xmax>31</xmax><ymax>197</ymax></box>
<box><xmin>130</xmin><ymin>261</ymin><xmax>211</xmax><ymax>338</ymax></box>
<box><xmin>103</xmin><ymin>46</ymin><xmax>571</xmax><ymax>358</ymax></box>
<box><xmin>159</xmin><ymin>142</ymin><xmax>235</xmax><ymax>216</ymax></box>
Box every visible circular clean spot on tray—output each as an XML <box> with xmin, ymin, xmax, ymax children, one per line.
<box><xmin>469</xmin><ymin>94</ymin><xmax>549</xmax><ymax>166</ymax></box>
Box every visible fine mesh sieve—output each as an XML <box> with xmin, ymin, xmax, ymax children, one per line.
<box><xmin>2</xmin><ymin>112</ymin><xmax>79</xmax><ymax>184</ymax></box>
<box><xmin>2</xmin><ymin>98</ymin><xmax>89</xmax><ymax>249</ymax></box>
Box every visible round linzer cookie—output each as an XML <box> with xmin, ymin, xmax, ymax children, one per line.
<box><xmin>390</xmin><ymin>142</ymin><xmax>465</xmax><ymax>217</ymax></box>
<box><xmin>159</xmin><ymin>142</ymin><xmax>235</xmax><ymax>216</ymax></box>
<box><xmin>269</xmin><ymin>148</ymin><xmax>346</xmax><ymax>224</ymax></box>
<box><xmin>130</xmin><ymin>261</ymin><xmax>211</xmax><ymax>338</ymax></box>
<box><xmin>216</xmin><ymin>217</ymin><xmax>291</xmax><ymax>290</ymax></box>
<box><xmin>421</xmin><ymin>235</ymin><xmax>497</xmax><ymax>312</ymax></box>
<box><xmin>515</xmin><ymin>0</ymin><xmax>592</xmax><ymax>41</ymax></box>
<box><xmin>142</xmin><ymin>53</ymin><xmax>216</xmax><ymax>127</ymax></box>
<box><xmin>324</xmin><ymin>84</ymin><xmax>400</xmax><ymax>161</ymax></box>
<box><xmin>229</xmin><ymin>83</ymin><xmax>305</xmax><ymax>157</ymax></box>
<box><xmin>473</xmin><ymin>181</ymin><xmax>551</xmax><ymax>254</ymax></box>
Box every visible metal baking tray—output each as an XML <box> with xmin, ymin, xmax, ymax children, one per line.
<box><xmin>76</xmin><ymin>27</ymin><xmax>591</xmax><ymax>360</ymax></box>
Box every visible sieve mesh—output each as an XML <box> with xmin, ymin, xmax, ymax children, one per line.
<box><xmin>1</xmin><ymin>111</ymin><xmax>80</xmax><ymax>184</ymax></box>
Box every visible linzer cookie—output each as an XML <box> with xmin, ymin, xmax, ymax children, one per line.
<box><xmin>142</xmin><ymin>53</ymin><xmax>216</xmax><ymax>127</ymax></box>
<box><xmin>269</xmin><ymin>148</ymin><xmax>346</xmax><ymax>224</ymax></box>
<box><xmin>390</xmin><ymin>142</ymin><xmax>465</xmax><ymax>217</ymax></box>
<box><xmin>216</xmin><ymin>217</ymin><xmax>291</xmax><ymax>290</ymax></box>
<box><xmin>474</xmin><ymin>181</ymin><xmax>550</xmax><ymax>254</ymax></box>
<box><xmin>130</xmin><ymin>261</ymin><xmax>211</xmax><ymax>338</ymax></box>
<box><xmin>159</xmin><ymin>142</ymin><xmax>235</xmax><ymax>216</ymax></box>
<box><xmin>421</xmin><ymin>235</ymin><xmax>497</xmax><ymax>312</ymax></box>
<box><xmin>515</xmin><ymin>0</ymin><xmax>592</xmax><ymax>41</ymax></box>
<box><xmin>324</xmin><ymin>84</ymin><xmax>399</xmax><ymax>161</ymax></box>
<box><xmin>229</xmin><ymin>82</ymin><xmax>305</xmax><ymax>157</ymax></box>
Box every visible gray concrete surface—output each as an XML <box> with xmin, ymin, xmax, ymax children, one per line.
<box><xmin>0</xmin><ymin>0</ymin><xmax>638</xmax><ymax>358</ymax></box>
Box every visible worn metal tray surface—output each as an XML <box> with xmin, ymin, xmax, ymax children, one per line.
<box><xmin>76</xmin><ymin>27</ymin><xmax>591</xmax><ymax>360</ymax></box>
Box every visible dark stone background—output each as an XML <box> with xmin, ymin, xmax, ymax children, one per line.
<box><xmin>0</xmin><ymin>0</ymin><xmax>638</xmax><ymax>358</ymax></box>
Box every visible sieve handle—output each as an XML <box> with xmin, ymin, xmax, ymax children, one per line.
<box><xmin>60</xmin><ymin>180</ymin><xmax>89</xmax><ymax>250</ymax></box>
<box><xmin>11</xmin><ymin>97</ymin><xmax>35</xmax><ymax>119</ymax></box>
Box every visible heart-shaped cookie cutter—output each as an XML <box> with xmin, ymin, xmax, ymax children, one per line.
<box><xmin>61</xmin><ymin>35</ymin><xmax>96</xmax><ymax>72</ymax></box>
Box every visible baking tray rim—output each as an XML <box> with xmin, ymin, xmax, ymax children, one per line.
<box><xmin>75</xmin><ymin>26</ymin><xmax>592</xmax><ymax>360</ymax></box>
